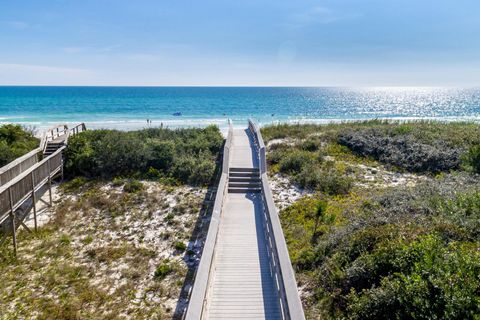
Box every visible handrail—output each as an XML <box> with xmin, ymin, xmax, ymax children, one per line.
<box><xmin>42</xmin><ymin>124</ymin><xmax>68</xmax><ymax>153</ymax></box>
<box><xmin>69</xmin><ymin>122</ymin><xmax>87</xmax><ymax>136</ymax></box>
<box><xmin>248</xmin><ymin>120</ymin><xmax>266</xmax><ymax>174</ymax></box>
<box><xmin>247</xmin><ymin>118</ymin><xmax>306</xmax><ymax>320</ymax></box>
<box><xmin>222</xmin><ymin>119</ymin><xmax>233</xmax><ymax>174</ymax></box>
<box><xmin>0</xmin><ymin>146</ymin><xmax>65</xmax><ymax>223</ymax></box>
<box><xmin>185</xmin><ymin>121</ymin><xmax>233</xmax><ymax>319</ymax></box>
<box><xmin>0</xmin><ymin>149</ymin><xmax>41</xmax><ymax>175</ymax></box>
<box><xmin>0</xmin><ymin>123</ymin><xmax>87</xmax><ymax>187</ymax></box>
<box><xmin>0</xmin><ymin>148</ymin><xmax>41</xmax><ymax>187</ymax></box>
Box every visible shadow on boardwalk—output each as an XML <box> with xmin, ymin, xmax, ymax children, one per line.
<box><xmin>173</xmin><ymin>144</ymin><xmax>224</xmax><ymax>319</ymax></box>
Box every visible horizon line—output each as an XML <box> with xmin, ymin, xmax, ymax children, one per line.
<box><xmin>0</xmin><ymin>85</ymin><xmax>478</xmax><ymax>89</ymax></box>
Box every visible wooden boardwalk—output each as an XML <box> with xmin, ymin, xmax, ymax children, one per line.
<box><xmin>0</xmin><ymin>123</ymin><xmax>86</xmax><ymax>255</ymax></box>
<box><xmin>186</xmin><ymin>122</ymin><xmax>305</xmax><ymax>320</ymax></box>
<box><xmin>204</xmin><ymin>130</ymin><xmax>281</xmax><ymax>319</ymax></box>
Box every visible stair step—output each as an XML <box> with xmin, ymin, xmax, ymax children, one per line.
<box><xmin>228</xmin><ymin>187</ymin><xmax>261</xmax><ymax>193</ymax></box>
<box><xmin>229</xmin><ymin>177</ymin><xmax>261</xmax><ymax>183</ymax></box>
<box><xmin>229</xmin><ymin>182</ymin><xmax>262</xmax><ymax>188</ymax></box>
<box><xmin>229</xmin><ymin>167</ymin><xmax>259</xmax><ymax>173</ymax></box>
<box><xmin>229</xmin><ymin>172</ymin><xmax>259</xmax><ymax>178</ymax></box>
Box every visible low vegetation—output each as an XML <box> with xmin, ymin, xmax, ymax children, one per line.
<box><xmin>263</xmin><ymin>121</ymin><xmax>480</xmax><ymax>319</ymax></box>
<box><xmin>464</xmin><ymin>145</ymin><xmax>480</xmax><ymax>174</ymax></box>
<box><xmin>263</xmin><ymin>120</ymin><xmax>480</xmax><ymax>174</ymax></box>
<box><xmin>0</xmin><ymin>180</ymin><xmax>207</xmax><ymax>319</ymax></box>
<box><xmin>0</xmin><ymin>124</ymin><xmax>39</xmax><ymax>167</ymax></box>
<box><xmin>64</xmin><ymin>125</ymin><xmax>224</xmax><ymax>186</ymax></box>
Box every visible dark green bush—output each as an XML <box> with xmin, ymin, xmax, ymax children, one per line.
<box><xmin>173</xmin><ymin>241</ymin><xmax>186</xmax><ymax>252</ymax></box>
<box><xmin>0</xmin><ymin>124</ymin><xmax>39</xmax><ymax>166</ymax></box>
<box><xmin>339</xmin><ymin>129</ymin><xmax>461</xmax><ymax>173</ymax></box>
<box><xmin>463</xmin><ymin>145</ymin><xmax>480</xmax><ymax>174</ymax></box>
<box><xmin>297</xmin><ymin>166</ymin><xmax>352</xmax><ymax>195</ymax></box>
<box><xmin>278</xmin><ymin>150</ymin><xmax>314</xmax><ymax>174</ymax></box>
<box><xmin>65</xmin><ymin>126</ymin><xmax>223</xmax><ymax>186</ymax></box>
<box><xmin>154</xmin><ymin>262</ymin><xmax>173</xmax><ymax>280</ymax></box>
<box><xmin>347</xmin><ymin>235</ymin><xmax>480</xmax><ymax>320</ymax></box>
<box><xmin>148</xmin><ymin>140</ymin><xmax>175</xmax><ymax>170</ymax></box>
<box><xmin>301</xmin><ymin>138</ymin><xmax>322</xmax><ymax>152</ymax></box>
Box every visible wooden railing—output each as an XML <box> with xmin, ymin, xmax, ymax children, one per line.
<box><xmin>185</xmin><ymin>120</ymin><xmax>233</xmax><ymax>319</ymax></box>
<box><xmin>0</xmin><ymin>147</ymin><xmax>65</xmax><ymax>255</ymax></box>
<box><xmin>0</xmin><ymin>122</ymin><xmax>87</xmax><ymax>255</ymax></box>
<box><xmin>0</xmin><ymin>123</ymin><xmax>87</xmax><ymax>187</ymax></box>
<box><xmin>248</xmin><ymin>119</ymin><xmax>306</xmax><ymax>320</ymax></box>
<box><xmin>0</xmin><ymin>149</ymin><xmax>40</xmax><ymax>187</ymax></box>
<box><xmin>41</xmin><ymin>124</ymin><xmax>68</xmax><ymax>152</ymax></box>
<box><xmin>67</xmin><ymin>123</ymin><xmax>87</xmax><ymax>142</ymax></box>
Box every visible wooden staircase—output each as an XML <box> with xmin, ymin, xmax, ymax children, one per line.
<box><xmin>43</xmin><ymin>141</ymin><xmax>65</xmax><ymax>157</ymax></box>
<box><xmin>228</xmin><ymin>167</ymin><xmax>261</xmax><ymax>193</ymax></box>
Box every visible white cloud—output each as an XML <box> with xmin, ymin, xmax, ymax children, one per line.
<box><xmin>288</xmin><ymin>6</ymin><xmax>360</xmax><ymax>29</ymax></box>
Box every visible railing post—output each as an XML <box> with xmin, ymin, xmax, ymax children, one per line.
<box><xmin>47</xmin><ymin>159</ymin><xmax>52</xmax><ymax>206</ymax></box>
<box><xmin>260</xmin><ymin>146</ymin><xmax>266</xmax><ymax>174</ymax></box>
<box><xmin>30</xmin><ymin>172</ymin><xmax>37</xmax><ymax>232</ymax></box>
<box><xmin>8</xmin><ymin>188</ymin><xmax>17</xmax><ymax>256</ymax></box>
<box><xmin>222</xmin><ymin>145</ymin><xmax>229</xmax><ymax>174</ymax></box>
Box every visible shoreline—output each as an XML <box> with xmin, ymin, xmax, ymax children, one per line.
<box><xmin>2</xmin><ymin>115</ymin><xmax>479</xmax><ymax>137</ymax></box>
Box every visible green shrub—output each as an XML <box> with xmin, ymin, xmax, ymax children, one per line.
<box><xmin>297</xmin><ymin>166</ymin><xmax>352</xmax><ymax>195</ymax></box>
<box><xmin>62</xmin><ymin>176</ymin><xmax>89</xmax><ymax>192</ymax></box>
<box><xmin>301</xmin><ymin>138</ymin><xmax>322</xmax><ymax>152</ymax></box>
<box><xmin>347</xmin><ymin>234</ymin><xmax>480</xmax><ymax>320</ymax></box>
<box><xmin>278</xmin><ymin>150</ymin><xmax>314</xmax><ymax>174</ymax></box>
<box><xmin>65</xmin><ymin>126</ymin><xmax>223</xmax><ymax>186</ymax></box>
<box><xmin>463</xmin><ymin>145</ymin><xmax>480</xmax><ymax>174</ymax></box>
<box><xmin>111</xmin><ymin>177</ymin><xmax>125</xmax><ymax>186</ymax></box>
<box><xmin>59</xmin><ymin>233</ymin><xmax>71</xmax><ymax>246</ymax></box>
<box><xmin>173</xmin><ymin>241</ymin><xmax>186</xmax><ymax>252</ymax></box>
<box><xmin>164</xmin><ymin>213</ymin><xmax>175</xmax><ymax>223</ymax></box>
<box><xmin>148</xmin><ymin>140</ymin><xmax>175</xmax><ymax>170</ymax></box>
<box><xmin>339</xmin><ymin>129</ymin><xmax>461</xmax><ymax>173</ymax></box>
<box><xmin>123</xmin><ymin>180</ymin><xmax>144</xmax><ymax>193</ymax></box>
<box><xmin>154</xmin><ymin>262</ymin><xmax>173</xmax><ymax>280</ymax></box>
<box><xmin>0</xmin><ymin>124</ymin><xmax>39</xmax><ymax>166</ymax></box>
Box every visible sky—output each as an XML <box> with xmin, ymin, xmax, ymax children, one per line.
<box><xmin>0</xmin><ymin>0</ymin><xmax>479</xmax><ymax>86</ymax></box>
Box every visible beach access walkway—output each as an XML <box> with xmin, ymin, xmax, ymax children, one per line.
<box><xmin>0</xmin><ymin>123</ymin><xmax>86</xmax><ymax>255</ymax></box>
<box><xmin>186</xmin><ymin>121</ymin><xmax>305</xmax><ymax>320</ymax></box>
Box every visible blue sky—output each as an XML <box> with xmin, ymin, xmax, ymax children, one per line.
<box><xmin>0</xmin><ymin>0</ymin><xmax>479</xmax><ymax>86</ymax></box>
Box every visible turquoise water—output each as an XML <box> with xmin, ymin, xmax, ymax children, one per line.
<box><xmin>0</xmin><ymin>87</ymin><xmax>479</xmax><ymax>130</ymax></box>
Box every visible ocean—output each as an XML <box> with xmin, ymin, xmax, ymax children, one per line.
<box><xmin>0</xmin><ymin>86</ymin><xmax>479</xmax><ymax>132</ymax></box>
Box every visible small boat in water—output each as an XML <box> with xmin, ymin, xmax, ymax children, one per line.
<box><xmin>172</xmin><ymin>112</ymin><xmax>182</xmax><ymax>116</ymax></box>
